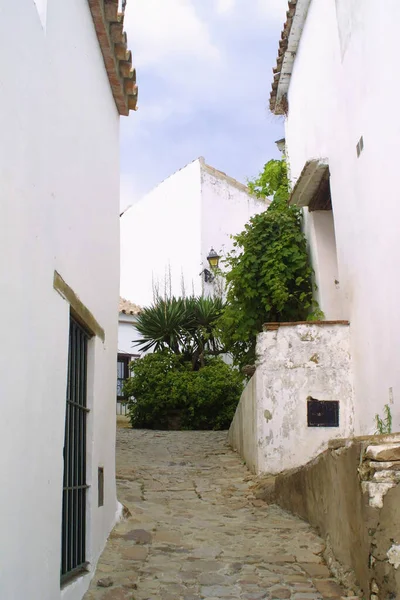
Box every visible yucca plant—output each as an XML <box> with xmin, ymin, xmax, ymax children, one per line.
<box><xmin>134</xmin><ymin>297</ymin><xmax>193</xmax><ymax>354</ymax></box>
<box><xmin>133</xmin><ymin>296</ymin><xmax>225</xmax><ymax>369</ymax></box>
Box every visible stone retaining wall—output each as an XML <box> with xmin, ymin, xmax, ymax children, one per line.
<box><xmin>275</xmin><ymin>434</ymin><xmax>400</xmax><ymax>599</ymax></box>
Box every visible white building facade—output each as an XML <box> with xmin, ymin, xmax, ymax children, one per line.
<box><xmin>270</xmin><ymin>0</ymin><xmax>400</xmax><ymax>435</ymax></box>
<box><xmin>0</xmin><ymin>1</ymin><xmax>137</xmax><ymax>599</ymax></box>
<box><xmin>120</xmin><ymin>158</ymin><xmax>267</xmax><ymax>306</ymax></box>
<box><xmin>117</xmin><ymin>298</ymin><xmax>142</xmax><ymax>413</ymax></box>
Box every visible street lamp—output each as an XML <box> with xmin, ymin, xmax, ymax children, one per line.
<box><xmin>207</xmin><ymin>248</ymin><xmax>220</xmax><ymax>270</ymax></box>
<box><xmin>201</xmin><ymin>248</ymin><xmax>221</xmax><ymax>283</ymax></box>
<box><xmin>275</xmin><ymin>137</ymin><xmax>286</xmax><ymax>154</ymax></box>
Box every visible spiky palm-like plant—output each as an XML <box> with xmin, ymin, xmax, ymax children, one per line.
<box><xmin>133</xmin><ymin>296</ymin><xmax>225</xmax><ymax>369</ymax></box>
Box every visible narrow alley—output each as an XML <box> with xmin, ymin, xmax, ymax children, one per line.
<box><xmin>84</xmin><ymin>427</ymin><xmax>356</xmax><ymax>600</ymax></box>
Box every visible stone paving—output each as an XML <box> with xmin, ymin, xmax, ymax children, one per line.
<box><xmin>84</xmin><ymin>428</ymin><xmax>360</xmax><ymax>600</ymax></box>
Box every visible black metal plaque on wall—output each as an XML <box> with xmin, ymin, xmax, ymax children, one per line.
<box><xmin>307</xmin><ymin>397</ymin><xmax>339</xmax><ymax>427</ymax></box>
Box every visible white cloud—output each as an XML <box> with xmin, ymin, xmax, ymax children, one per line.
<box><xmin>257</xmin><ymin>0</ymin><xmax>287</xmax><ymax>23</ymax></box>
<box><xmin>124</xmin><ymin>0</ymin><xmax>220</xmax><ymax>68</ymax></box>
<box><xmin>216</xmin><ymin>0</ymin><xmax>235</xmax><ymax>14</ymax></box>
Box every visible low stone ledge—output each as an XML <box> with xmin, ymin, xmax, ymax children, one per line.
<box><xmin>263</xmin><ymin>320</ymin><xmax>350</xmax><ymax>331</ymax></box>
<box><xmin>365</xmin><ymin>442</ymin><xmax>400</xmax><ymax>461</ymax></box>
<box><xmin>329</xmin><ymin>432</ymin><xmax>400</xmax><ymax>449</ymax></box>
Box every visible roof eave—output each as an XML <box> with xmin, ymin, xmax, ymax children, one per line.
<box><xmin>289</xmin><ymin>159</ymin><xmax>329</xmax><ymax>207</ymax></box>
<box><xmin>269</xmin><ymin>0</ymin><xmax>312</xmax><ymax>115</ymax></box>
<box><xmin>88</xmin><ymin>0</ymin><xmax>138</xmax><ymax>116</ymax></box>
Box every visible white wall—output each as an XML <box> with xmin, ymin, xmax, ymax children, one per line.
<box><xmin>200</xmin><ymin>162</ymin><xmax>267</xmax><ymax>297</ymax></box>
<box><xmin>118</xmin><ymin>315</ymin><xmax>143</xmax><ymax>356</ymax></box>
<box><xmin>303</xmin><ymin>210</ymin><xmax>342</xmax><ymax>319</ymax></box>
<box><xmin>285</xmin><ymin>0</ymin><xmax>400</xmax><ymax>434</ymax></box>
<box><xmin>0</xmin><ymin>2</ymin><xmax>120</xmax><ymax>599</ymax></box>
<box><xmin>120</xmin><ymin>159</ymin><xmax>203</xmax><ymax>306</ymax></box>
<box><xmin>229</xmin><ymin>323</ymin><xmax>354</xmax><ymax>474</ymax></box>
<box><xmin>120</xmin><ymin>159</ymin><xmax>267</xmax><ymax>306</ymax></box>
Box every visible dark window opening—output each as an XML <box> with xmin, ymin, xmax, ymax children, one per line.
<box><xmin>98</xmin><ymin>467</ymin><xmax>104</xmax><ymax>507</ymax></box>
<box><xmin>61</xmin><ymin>316</ymin><xmax>91</xmax><ymax>584</ymax></box>
<box><xmin>117</xmin><ymin>354</ymin><xmax>131</xmax><ymax>400</ymax></box>
<box><xmin>307</xmin><ymin>397</ymin><xmax>339</xmax><ymax>427</ymax></box>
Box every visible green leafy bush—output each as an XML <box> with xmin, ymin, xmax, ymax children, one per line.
<box><xmin>124</xmin><ymin>352</ymin><xmax>243</xmax><ymax>430</ymax></box>
<box><xmin>218</xmin><ymin>158</ymin><xmax>317</xmax><ymax>370</ymax></box>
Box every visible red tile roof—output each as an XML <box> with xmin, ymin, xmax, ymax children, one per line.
<box><xmin>269</xmin><ymin>0</ymin><xmax>311</xmax><ymax>115</ymax></box>
<box><xmin>88</xmin><ymin>0</ymin><xmax>138</xmax><ymax>116</ymax></box>
<box><xmin>119</xmin><ymin>297</ymin><xmax>141</xmax><ymax>315</ymax></box>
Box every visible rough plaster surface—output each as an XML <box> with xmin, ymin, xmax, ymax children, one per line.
<box><xmin>229</xmin><ymin>323</ymin><xmax>354</xmax><ymax>474</ymax></box>
<box><xmin>387</xmin><ymin>545</ymin><xmax>400</xmax><ymax>570</ymax></box>
<box><xmin>361</xmin><ymin>481</ymin><xmax>396</xmax><ymax>508</ymax></box>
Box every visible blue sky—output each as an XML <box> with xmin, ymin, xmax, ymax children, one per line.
<box><xmin>121</xmin><ymin>0</ymin><xmax>287</xmax><ymax>211</ymax></box>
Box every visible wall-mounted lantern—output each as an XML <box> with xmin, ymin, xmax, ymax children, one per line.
<box><xmin>275</xmin><ymin>137</ymin><xmax>286</xmax><ymax>154</ymax></box>
<box><xmin>201</xmin><ymin>247</ymin><xmax>221</xmax><ymax>283</ymax></box>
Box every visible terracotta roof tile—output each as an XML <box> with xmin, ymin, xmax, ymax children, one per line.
<box><xmin>88</xmin><ymin>0</ymin><xmax>138</xmax><ymax>116</ymax></box>
<box><xmin>119</xmin><ymin>297</ymin><xmax>141</xmax><ymax>315</ymax></box>
<box><xmin>269</xmin><ymin>0</ymin><xmax>311</xmax><ymax>115</ymax></box>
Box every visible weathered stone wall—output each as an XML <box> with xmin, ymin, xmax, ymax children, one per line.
<box><xmin>275</xmin><ymin>434</ymin><xmax>400</xmax><ymax>599</ymax></box>
<box><xmin>229</xmin><ymin>322</ymin><xmax>354</xmax><ymax>474</ymax></box>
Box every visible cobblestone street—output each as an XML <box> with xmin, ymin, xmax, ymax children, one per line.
<box><xmin>84</xmin><ymin>427</ymin><xmax>357</xmax><ymax>600</ymax></box>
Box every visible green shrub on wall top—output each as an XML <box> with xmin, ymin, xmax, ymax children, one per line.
<box><xmin>123</xmin><ymin>352</ymin><xmax>243</xmax><ymax>430</ymax></box>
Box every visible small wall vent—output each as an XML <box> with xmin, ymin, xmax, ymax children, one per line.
<box><xmin>98</xmin><ymin>467</ymin><xmax>104</xmax><ymax>507</ymax></box>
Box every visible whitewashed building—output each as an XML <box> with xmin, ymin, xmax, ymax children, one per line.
<box><xmin>230</xmin><ymin>0</ymin><xmax>400</xmax><ymax>474</ymax></box>
<box><xmin>120</xmin><ymin>157</ymin><xmax>267</xmax><ymax>307</ymax></box>
<box><xmin>268</xmin><ymin>0</ymin><xmax>400</xmax><ymax>436</ymax></box>
<box><xmin>0</xmin><ymin>1</ymin><xmax>137</xmax><ymax>599</ymax></box>
<box><xmin>117</xmin><ymin>298</ymin><xmax>142</xmax><ymax>413</ymax></box>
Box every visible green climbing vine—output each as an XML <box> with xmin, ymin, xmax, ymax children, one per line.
<box><xmin>219</xmin><ymin>158</ymin><xmax>318</xmax><ymax>370</ymax></box>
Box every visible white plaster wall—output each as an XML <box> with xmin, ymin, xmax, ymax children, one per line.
<box><xmin>228</xmin><ymin>376</ymin><xmax>259</xmax><ymax>473</ymax></box>
<box><xmin>118</xmin><ymin>316</ymin><xmax>146</xmax><ymax>356</ymax></box>
<box><xmin>0</xmin><ymin>2</ymin><xmax>120</xmax><ymax>599</ymax></box>
<box><xmin>304</xmin><ymin>211</ymin><xmax>342</xmax><ymax>319</ymax></box>
<box><xmin>120</xmin><ymin>160</ymin><xmax>203</xmax><ymax>306</ymax></box>
<box><xmin>229</xmin><ymin>324</ymin><xmax>353</xmax><ymax>474</ymax></box>
<box><xmin>285</xmin><ymin>0</ymin><xmax>400</xmax><ymax>434</ymax></box>
<box><xmin>120</xmin><ymin>159</ymin><xmax>267</xmax><ymax>305</ymax></box>
<box><xmin>33</xmin><ymin>0</ymin><xmax>47</xmax><ymax>28</ymax></box>
<box><xmin>200</xmin><ymin>163</ymin><xmax>267</xmax><ymax>297</ymax></box>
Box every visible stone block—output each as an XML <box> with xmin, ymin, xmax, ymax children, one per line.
<box><xmin>369</xmin><ymin>460</ymin><xmax>400</xmax><ymax>470</ymax></box>
<box><xmin>200</xmin><ymin>585</ymin><xmax>240</xmax><ymax>597</ymax></box>
<box><xmin>120</xmin><ymin>545</ymin><xmax>148</xmax><ymax>560</ymax></box>
<box><xmin>372</xmin><ymin>469</ymin><xmax>400</xmax><ymax>483</ymax></box>
<box><xmin>313</xmin><ymin>579</ymin><xmax>344</xmax><ymax>597</ymax></box>
<box><xmin>365</xmin><ymin>443</ymin><xmax>400</xmax><ymax>461</ymax></box>
<box><xmin>299</xmin><ymin>563</ymin><xmax>331</xmax><ymax>578</ymax></box>
<box><xmin>97</xmin><ymin>577</ymin><xmax>113</xmax><ymax>587</ymax></box>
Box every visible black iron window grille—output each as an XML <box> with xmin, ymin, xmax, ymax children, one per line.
<box><xmin>61</xmin><ymin>316</ymin><xmax>91</xmax><ymax>583</ymax></box>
